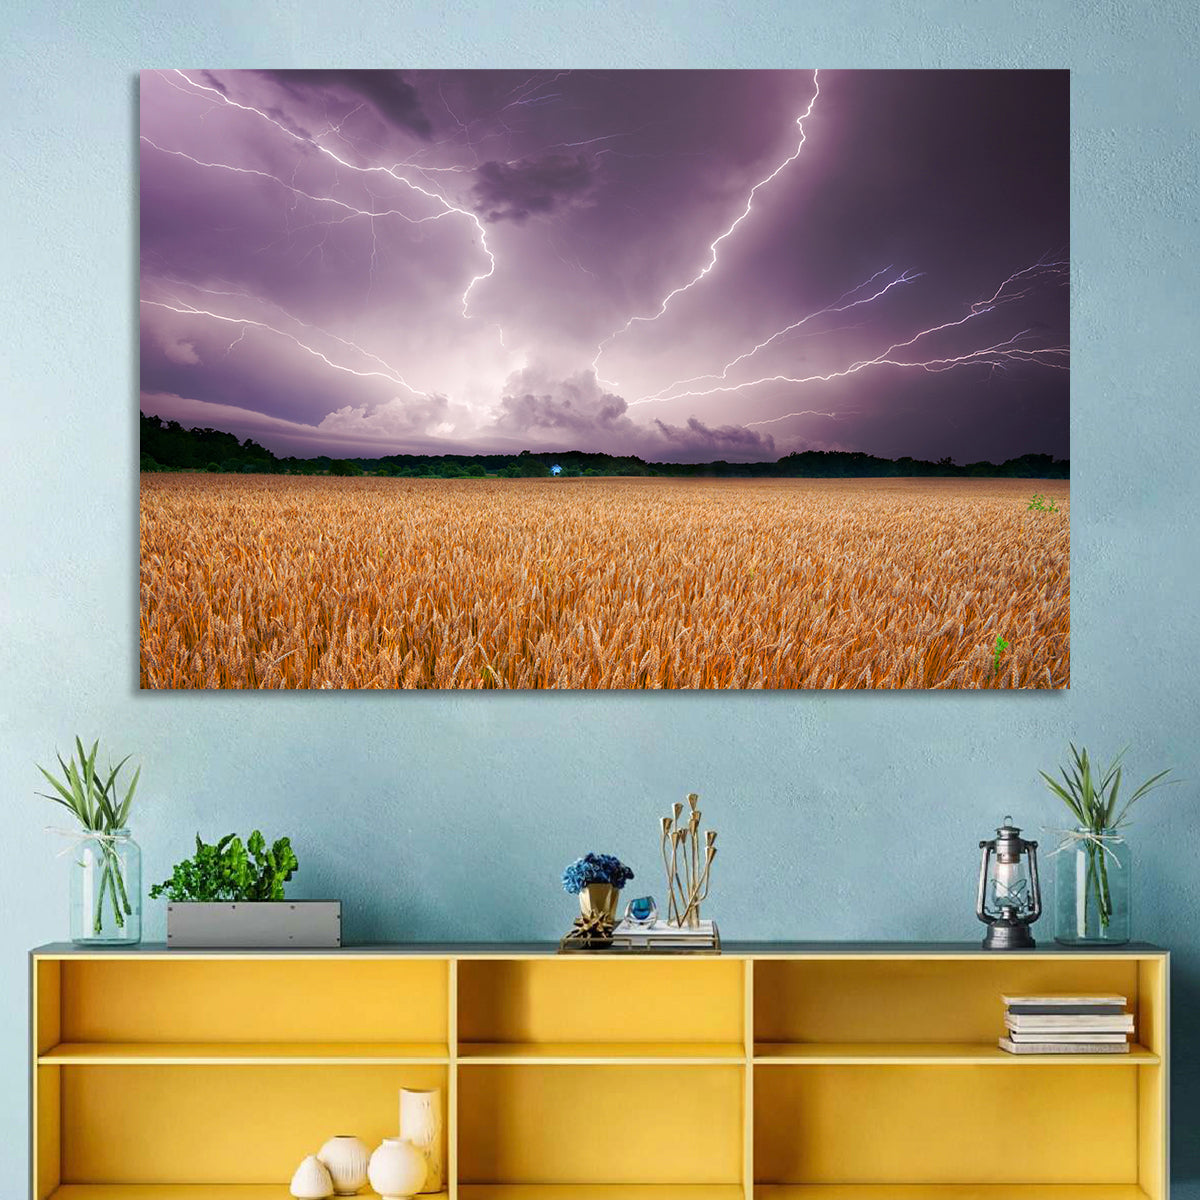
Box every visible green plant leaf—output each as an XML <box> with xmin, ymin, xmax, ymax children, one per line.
<box><xmin>117</xmin><ymin>764</ymin><xmax>141</xmax><ymax>827</ymax></box>
<box><xmin>1040</xmin><ymin>770</ymin><xmax>1086</xmax><ymax>825</ymax></box>
<box><xmin>150</xmin><ymin>830</ymin><xmax>300</xmax><ymax>903</ymax></box>
<box><xmin>1110</xmin><ymin>769</ymin><xmax>1176</xmax><ymax>829</ymax></box>
<box><xmin>37</xmin><ymin>765</ymin><xmax>83</xmax><ymax>815</ymax></box>
<box><xmin>1045</xmin><ymin>744</ymin><xmax>1176</xmax><ymax>835</ymax></box>
<box><xmin>63</xmin><ymin>759</ymin><xmax>93</xmax><ymax>828</ymax></box>
<box><xmin>1103</xmin><ymin>763</ymin><xmax>1122</xmax><ymax>828</ymax></box>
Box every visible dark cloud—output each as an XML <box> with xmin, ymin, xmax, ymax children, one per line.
<box><xmin>495</xmin><ymin>365</ymin><xmax>775</xmax><ymax>461</ymax></box>
<box><xmin>259</xmin><ymin>70</ymin><xmax>432</xmax><ymax>138</ymax></box>
<box><xmin>653</xmin><ymin>417</ymin><xmax>776</xmax><ymax>458</ymax></box>
<box><xmin>198</xmin><ymin>71</ymin><xmax>228</xmax><ymax>96</ymax></box>
<box><xmin>319</xmin><ymin>392</ymin><xmax>453</xmax><ymax>440</ymax></box>
<box><xmin>471</xmin><ymin>153</ymin><xmax>594</xmax><ymax>223</ymax></box>
<box><xmin>497</xmin><ymin>367</ymin><xmax>627</xmax><ymax>434</ymax></box>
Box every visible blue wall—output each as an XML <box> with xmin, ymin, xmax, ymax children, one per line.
<box><xmin>4</xmin><ymin>0</ymin><xmax>1199</xmax><ymax>1190</ymax></box>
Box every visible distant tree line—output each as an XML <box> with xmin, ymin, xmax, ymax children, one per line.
<box><xmin>140</xmin><ymin>414</ymin><xmax>1069</xmax><ymax>479</ymax></box>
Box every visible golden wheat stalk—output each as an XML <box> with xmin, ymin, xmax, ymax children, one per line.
<box><xmin>140</xmin><ymin>475</ymin><xmax>1069</xmax><ymax>690</ymax></box>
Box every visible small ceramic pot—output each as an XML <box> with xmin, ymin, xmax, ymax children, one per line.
<box><xmin>290</xmin><ymin>1154</ymin><xmax>334</xmax><ymax>1199</ymax></box>
<box><xmin>368</xmin><ymin>1137</ymin><xmax>428</xmax><ymax>1200</ymax></box>
<box><xmin>317</xmin><ymin>1135</ymin><xmax>370</xmax><ymax>1195</ymax></box>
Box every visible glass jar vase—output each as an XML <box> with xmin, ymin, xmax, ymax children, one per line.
<box><xmin>1054</xmin><ymin>828</ymin><xmax>1130</xmax><ymax>945</ymax></box>
<box><xmin>70</xmin><ymin>828</ymin><xmax>142</xmax><ymax>945</ymax></box>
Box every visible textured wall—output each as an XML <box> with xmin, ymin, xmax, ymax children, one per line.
<box><xmin>3</xmin><ymin>0</ymin><xmax>1199</xmax><ymax>1190</ymax></box>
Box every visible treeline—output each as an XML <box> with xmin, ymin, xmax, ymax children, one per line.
<box><xmin>140</xmin><ymin>414</ymin><xmax>1069</xmax><ymax>479</ymax></box>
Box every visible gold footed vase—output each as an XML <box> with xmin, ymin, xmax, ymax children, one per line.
<box><xmin>578</xmin><ymin>883</ymin><xmax>619</xmax><ymax>922</ymax></box>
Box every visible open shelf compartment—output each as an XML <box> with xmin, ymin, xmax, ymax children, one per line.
<box><xmin>43</xmin><ymin>1063</ymin><xmax>446</xmax><ymax>1191</ymax></box>
<box><xmin>458</xmin><ymin>1064</ymin><xmax>745</xmax><ymax>1188</ymax></box>
<box><xmin>458</xmin><ymin>957</ymin><xmax>745</xmax><ymax>1061</ymax></box>
<box><xmin>752</xmin><ymin>954</ymin><xmax>1166</xmax><ymax>1065</ymax></box>
<box><xmin>34</xmin><ymin>954</ymin><xmax>450</xmax><ymax>1062</ymax></box>
<box><xmin>754</xmin><ymin>1061</ymin><xmax>1161</xmax><ymax>1197</ymax></box>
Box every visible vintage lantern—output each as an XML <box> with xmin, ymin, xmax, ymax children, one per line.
<box><xmin>977</xmin><ymin>816</ymin><xmax>1041</xmax><ymax>949</ymax></box>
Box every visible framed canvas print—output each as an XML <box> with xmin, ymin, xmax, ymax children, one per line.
<box><xmin>139</xmin><ymin>69</ymin><xmax>1068</xmax><ymax>689</ymax></box>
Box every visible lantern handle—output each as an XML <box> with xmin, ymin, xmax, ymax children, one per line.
<box><xmin>1027</xmin><ymin>839</ymin><xmax>1042</xmax><ymax>923</ymax></box>
<box><xmin>976</xmin><ymin>842</ymin><xmax>995</xmax><ymax>926</ymax></box>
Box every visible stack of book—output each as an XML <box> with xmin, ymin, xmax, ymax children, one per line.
<box><xmin>999</xmin><ymin>994</ymin><xmax>1133</xmax><ymax>1054</ymax></box>
<box><xmin>609</xmin><ymin>918</ymin><xmax>721</xmax><ymax>952</ymax></box>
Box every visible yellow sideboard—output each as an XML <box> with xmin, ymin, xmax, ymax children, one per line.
<box><xmin>30</xmin><ymin>943</ymin><xmax>1169</xmax><ymax>1200</ymax></box>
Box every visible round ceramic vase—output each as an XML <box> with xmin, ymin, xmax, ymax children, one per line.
<box><xmin>368</xmin><ymin>1137</ymin><xmax>428</xmax><ymax>1200</ymax></box>
<box><xmin>399</xmin><ymin>1087</ymin><xmax>444</xmax><ymax>1192</ymax></box>
<box><xmin>317</xmin><ymin>1135</ymin><xmax>370</xmax><ymax>1195</ymax></box>
<box><xmin>290</xmin><ymin>1155</ymin><xmax>334</xmax><ymax>1199</ymax></box>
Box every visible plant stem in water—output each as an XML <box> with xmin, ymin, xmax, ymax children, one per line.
<box><xmin>1096</xmin><ymin>840</ymin><xmax>1113</xmax><ymax>927</ymax></box>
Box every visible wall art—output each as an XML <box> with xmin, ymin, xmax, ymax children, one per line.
<box><xmin>140</xmin><ymin>69</ymin><xmax>1068</xmax><ymax>689</ymax></box>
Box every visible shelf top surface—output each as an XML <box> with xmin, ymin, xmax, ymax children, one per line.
<box><xmin>38</xmin><ymin>1039</ymin><xmax>450</xmax><ymax>1063</ymax></box>
<box><xmin>31</xmin><ymin>939</ymin><xmax>1167</xmax><ymax>958</ymax></box>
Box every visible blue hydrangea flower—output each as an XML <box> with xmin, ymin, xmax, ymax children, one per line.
<box><xmin>561</xmin><ymin>852</ymin><xmax>635</xmax><ymax>894</ymax></box>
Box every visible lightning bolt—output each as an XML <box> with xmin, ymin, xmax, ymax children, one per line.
<box><xmin>166</xmin><ymin>70</ymin><xmax>497</xmax><ymax>319</ymax></box>
<box><xmin>626</xmin><ymin>262</ymin><xmax>1067</xmax><ymax>429</ymax></box>
<box><xmin>636</xmin><ymin>266</ymin><xmax>921</xmax><ymax>404</ymax></box>
<box><xmin>500</xmin><ymin>71</ymin><xmax>572</xmax><ymax>112</ymax></box>
<box><xmin>624</xmin><ymin>259</ymin><xmax>1067</xmax><ymax>426</ymax></box>
<box><xmin>153</xmin><ymin>278</ymin><xmax>427</xmax><ymax>387</ymax></box>
<box><xmin>141</xmin><ymin>136</ymin><xmax>457</xmax><ymax>229</ymax></box>
<box><xmin>142</xmin><ymin>299</ymin><xmax>428</xmax><ymax>396</ymax></box>
<box><xmin>592</xmin><ymin>68</ymin><xmax>823</xmax><ymax>384</ymax></box>
<box><xmin>972</xmin><ymin>256</ymin><xmax>1069</xmax><ymax>313</ymax></box>
<box><xmin>746</xmin><ymin>329</ymin><xmax>1068</xmax><ymax>427</ymax></box>
<box><xmin>221</xmin><ymin>326</ymin><xmax>247</xmax><ymax>358</ymax></box>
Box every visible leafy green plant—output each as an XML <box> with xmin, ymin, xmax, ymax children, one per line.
<box><xmin>1040</xmin><ymin>744</ymin><xmax>1175</xmax><ymax>929</ymax></box>
<box><xmin>149</xmin><ymin>831</ymin><xmax>298</xmax><ymax>902</ymax></box>
<box><xmin>1027</xmin><ymin>493</ymin><xmax>1058</xmax><ymax>512</ymax></box>
<box><xmin>992</xmin><ymin>635</ymin><xmax>1010</xmax><ymax>676</ymax></box>
<box><xmin>35</xmin><ymin>738</ymin><xmax>141</xmax><ymax>934</ymax></box>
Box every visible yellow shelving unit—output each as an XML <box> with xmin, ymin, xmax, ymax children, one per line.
<box><xmin>30</xmin><ymin>944</ymin><xmax>1169</xmax><ymax>1200</ymax></box>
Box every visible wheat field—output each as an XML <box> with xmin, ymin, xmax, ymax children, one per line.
<box><xmin>140</xmin><ymin>475</ymin><xmax>1069</xmax><ymax>689</ymax></box>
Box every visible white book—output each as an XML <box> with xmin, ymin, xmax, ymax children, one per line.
<box><xmin>1008</xmin><ymin>1031</ymin><xmax>1129</xmax><ymax>1044</ymax></box>
<box><xmin>1005</xmin><ymin>1013</ymin><xmax>1134</xmax><ymax>1032</ymax></box>
<box><xmin>1003</xmin><ymin>994</ymin><xmax>1128</xmax><ymax>1016</ymax></box>
<box><xmin>611</xmin><ymin>919</ymin><xmax>720</xmax><ymax>948</ymax></box>
<box><xmin>1002</xmin><ymin>994</ymin><xmax>1127</xmax><ymax>1007</ymax></box>
<box><xmin>612</xmin><ymin>919</ymin><xmax>717</xmax><ymax>938</ymax></box>
<box><xmin>1000</xmin><ymin>1037</ymin><xmax>1130</xmax><ymax>1055</ymax></box>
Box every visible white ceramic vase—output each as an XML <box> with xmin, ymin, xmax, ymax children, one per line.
<box><xmin>368</xmin><ymin>1137</ymin><xmax>428</xmax><ymax>1200</ymax></box>
<box><xmin>290</xmin><ymin>1155</ymin><xmax>334</xmax><ymax>1199</ymax></box>
<box><xmin>317</xmin><ymin>1135</ymin><xmax>370</xmax><ymax>1195</ymax></box>
<box><xmin>399</xmin><ymin>1087</ymin><xmax>444</xmax><ymax>1192</ymax></box>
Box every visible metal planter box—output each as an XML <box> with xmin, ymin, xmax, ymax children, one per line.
<box><xmin>166</xmin><ymin>901</ymin><xmax>342</xmax><ymax>948</ymax></box>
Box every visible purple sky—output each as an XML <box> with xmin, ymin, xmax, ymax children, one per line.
<box><xmin>139</xmin><ymin>69</ymin><xmax>1068</xmax><ymax>463</ymax></box>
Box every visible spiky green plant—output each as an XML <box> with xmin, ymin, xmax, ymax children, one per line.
<box><xmin>1040</xmin><ymin>744</ymin><xmax>1173</xmax><ymax>929</ymax></box>
<box><xmin>36</xmin><ymin>738</ymin><xmax>141</xmax><ymax>934</ymax></box>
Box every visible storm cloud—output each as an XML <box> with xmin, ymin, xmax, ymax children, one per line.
<box><xmin>496</xmin><ymin>363</ymin><xmax>776</xmax><ymax>459</ymax></box>
<box><xmin>258</xmin><ymin>70</ymin><xmax>432</xmax><ymax>137</ymax></box>
<box><xmin>471</xmin><ymin>152</ymin><xmax>595</xmax><ymax>223</ymax></box>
